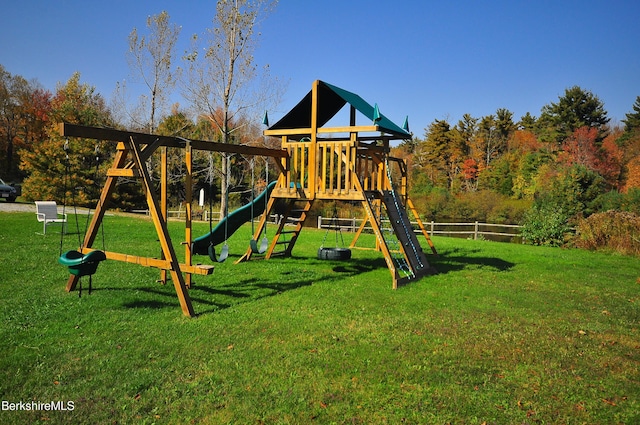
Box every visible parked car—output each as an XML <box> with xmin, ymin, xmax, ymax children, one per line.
<box><xmin>0</xmin><ymin>178</ymin><xmax>17</xmax><ymax>202</ymax></box>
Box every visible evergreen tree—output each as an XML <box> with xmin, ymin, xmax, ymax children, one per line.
<box><xmin>494</xmin><ymin>108</ymin><xmax>516</xmax><ymax>156</ymax></box>
<box><xmin>622</xmin><ymin>96</ymin><xmax>640</xmax><ymax>133</ymax></box>
<box><xmin>539</xmin><ymin>86</ymin><xmax>609</xmax><ymax>145</ymax></box>
<box><xmin>478</xmin><ymin>115</ymin><xmax>498</xmax><ymax>167</ymax></box>
<box><xmin>418</xmin><ymin>119</ymin><xmax>453</xmax><ymax>188</ymax></box>
<box><xmin>518</xmin><ymin>112</ymin><xmax>537</xmax><ymax>131</ymax></box>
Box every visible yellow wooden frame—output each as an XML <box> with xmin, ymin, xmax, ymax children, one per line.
<box><xmin>59</xmin><ymin>123</ymin><xmax>288</xmax><ymax>317</ymax></box>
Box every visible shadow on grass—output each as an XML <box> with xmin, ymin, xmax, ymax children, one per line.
<box><xmin>429</xmin><ymin>247</ymin><xmax>515</xmax><ymax>274</ymax></box>
<box><xmin>85</xmin><ymin>255</ymin><xmax>384</xmax><ymax>316</ymax></box>
<box><xmin>90</xmin><ymin>285</ymin><xmax>234</xmax><ymax>312</ymax></box>
<box><xmin>89</xmin><ymin>249</ymin><xmax>512</xmax><ymax>316</ymax></box>
<box><xmin>188</xmin><ymin>256</ymin><xmax>385</xmax><ymax>316</ymax></box>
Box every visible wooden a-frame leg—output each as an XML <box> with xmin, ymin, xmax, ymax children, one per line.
<box><xmin>360</xmin><ymin>198</ymin><xmax>399</xmax><ymax>289</ymax></box>
<box><xmin>131</xmin><ymin>141</ymin><xmax>195</xmax><ymax>317</ymax></box>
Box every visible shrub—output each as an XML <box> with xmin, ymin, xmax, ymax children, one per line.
<box><xmin>622</xmin><ymin>187</ymin><xmax>640</xmax><ymax>215</ymax></box>
<box><xmin>487</xmin><ymin>198</ymin><xmax>531</xmax><ymax>224</ymax></box>
<box><xmin>573</xmin><ymin>210</ymin><xmax>640</xmax><ymax>256</ymax></box>
<box><xmin>447</xmin><ymin>190</ymin><xmax>501</xmax><ymax>222</ymax></box>
<box><xmin>521</xmin><ymin>201</ymin><xmax>573</xmax><ymax>246</ymax></box>
<box><xmin>413</xmin><ymin>186</ymin><xmax>451</xmax><ymax>221</ymax></box>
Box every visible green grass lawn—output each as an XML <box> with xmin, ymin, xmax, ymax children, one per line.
<box><xmin>1</xmin><ymin>210</ymin><xmax>638</xmax><ymax>424</ymax></box>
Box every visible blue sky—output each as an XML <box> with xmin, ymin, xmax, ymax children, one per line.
<box><xmin>2</xmin><ymin>1</ymin><xmax>639</xmax><ymax>136</ymax></box>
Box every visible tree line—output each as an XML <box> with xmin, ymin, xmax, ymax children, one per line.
<box><xmin>392</xmin><ymin>86</ymin><xmax>640</xmax><ymax>245</ymax></box>
<box><xmin>1</xmin><ymin>1</ymin><xmax>639</xmax><ymax>248</ymax></box>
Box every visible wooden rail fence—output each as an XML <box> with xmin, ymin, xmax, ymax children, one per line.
<box><xmin>318</xmin><ymin>216</ymin><xmax>522</xmax><ymax>242</ymax></box>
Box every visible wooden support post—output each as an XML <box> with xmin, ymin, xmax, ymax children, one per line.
<box><xmin>349</xmin><ymin>214</ymin><xmax>370</xmax><ymax>248</ymax></box>
<box><xmin>352</xmin><ymin>177</ymin><xmax>399</xmax><ymax>287</ymax></box>
<box><xmin>309</xmin><ymin>80</ymin><xmax>319</xmax><ymax>199</ymax></box>
<box><xmin>360</xmin><ymin>196</ymin><xmax>399</xmax><ymax>288</ymax></box>
<box><xmin>236</xmin><ymin>195</ymin><xmax>277</xmax><ymax>263</ymax></box>
<box><xmin>131</xmin><ymin>140</ymin><xmax>195</xmax><ymax>317</ymax></box>
<box><xmin>184</xmin><ymin>142</ymin><xmax>193</xmax><ymax>287</ymax></box>
<box><xmin>406</xmin><ymin>197</ymin><xmax>438</xmax><ymax>255</ymax></box>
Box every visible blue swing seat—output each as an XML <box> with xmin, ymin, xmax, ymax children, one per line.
<box><xmin>59</xmin><ymin>250</ymin><xmax>107</xmax><ymax>277</ymax></box>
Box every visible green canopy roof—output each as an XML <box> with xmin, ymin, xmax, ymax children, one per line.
<box><xmin>268</xmin><ymin>80</ymin><xmax>411</xmax><ymax>138</ymax></box>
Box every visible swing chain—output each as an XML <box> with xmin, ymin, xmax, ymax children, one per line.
<box><xmin>320</xmin><ymin>203</ymin><xmax>346</xmax><ymax>249</ymax></box>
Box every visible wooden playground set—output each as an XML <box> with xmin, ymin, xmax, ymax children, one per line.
<box><xmin>58</xmin><ymin>80</ymin><xmax>437</xmax><ymax>317</ymax></box>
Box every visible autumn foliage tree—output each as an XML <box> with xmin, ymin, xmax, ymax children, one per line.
<box><xmin>20</xmin><ymin>73</ymin><xmax>113</xmax><ymax>205</ymax></box>
<box><xmin>559</xmin><ymin>126</ymin><xmax>600</xmax><ymax>170</ymax></box>
<box><xmin>0</xmin><ymin>65</ymin><xmax>51</xmax><ymax>179</ymax></box>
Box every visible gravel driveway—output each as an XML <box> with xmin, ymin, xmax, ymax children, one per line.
<box><xmin>0</xmin><ymin>201</ymin><xmax>93</xmax><ymax>215</ymax></box>
<box><xmin>0</xmin><ymin>201</ymin><xmax>35</xmax><ymax>213</ymax></box>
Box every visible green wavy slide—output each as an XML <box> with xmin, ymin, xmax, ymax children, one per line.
<box><xmin>193</xmin><ymin>181</ymin><xmax>276</xmax><ymax>256</ymax></box>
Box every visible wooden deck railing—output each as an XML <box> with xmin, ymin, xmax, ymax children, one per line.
<box><xmin>277</xmin><ymin>139</ymin><xmax>399</xmax><ymax>200</ymax></box>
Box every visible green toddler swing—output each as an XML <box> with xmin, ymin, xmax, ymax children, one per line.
<box><xmin>57</xmin><ymin>139</ymin><xmax>107</xmax><ymax>295</ymax></box>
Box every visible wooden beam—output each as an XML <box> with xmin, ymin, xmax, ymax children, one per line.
<box><xmin>309</xmin><ymin>80</ymin><xmax>318</xmax><ymax>199</ymax></box>
<box><xmin>317</xmin><ymin>125</ymin><xmax>381</xmax><ymax>134</ymax></box>
<box><xmin>59</xmin><ymin>122</ymin><xmax>288</xmax><ymax>158</ymax></box>
<box><xmin>106</xmin><ymin>168</ymin><xmax>140</xmax><ymax>177</ymax></box>
<box><xmin>263</xmin><ymin>128</ymin><xmax>313</xmax><ymax>137</ymax></box>
<box><xmin>79</xmin><ymin>248</ymin><xmax>213</xmax><ymax>275</ymax></box>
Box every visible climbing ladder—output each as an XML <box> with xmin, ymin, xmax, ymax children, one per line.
<box><xmin>265</xmin><ymin>198</ymin><xmax>314</xmax><ymax>258</ymax></box>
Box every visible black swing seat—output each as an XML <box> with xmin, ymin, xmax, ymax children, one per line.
<box><xmin>58</xmin><ymin>250</ymin><xmax>107</xmax><ymax>277</ymax></box>
<box><xmin>317</xmin><ymin>247</ymin><xmax>352</xmax><ymax>261</ymax></box>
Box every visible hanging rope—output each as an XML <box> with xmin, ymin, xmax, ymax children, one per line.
<box><xmin>318</xmin><ymin>203</ymin><xmax>351</xmax><ymax>261</ymax></box>
<box><xmin>207</xmin><ymin>152</ymin><xmax>229</xmax><ymax>263</ymax></box>
<box><xmin>57</xmin><ymin>139</ymin><xmax>106</xmax><ymax>296</ymax></box>
<box><xmin>249</xmin><ymin>158</ymin><xmax>269</xmax><ymax>254</ymax></box>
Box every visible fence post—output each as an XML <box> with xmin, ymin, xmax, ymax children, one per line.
<box><xmin>318</xmin><ymin>215</ymin><xmax>322</xmax><ymax>229</ymax></box>
<box><xmin>474</xmin><ymin>221</ymin><xmax>479</xmax><ymax>240</ymax></box>
<box><xmin>430</xmin><ymin>221</ymin><xmax>434</xmax><ymax>236</ymax></box>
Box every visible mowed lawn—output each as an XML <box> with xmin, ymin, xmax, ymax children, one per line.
<box><xmin>0</xmin><ymin>210</ymin><xmax>638</xmax><ymax>424</ymax></box>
